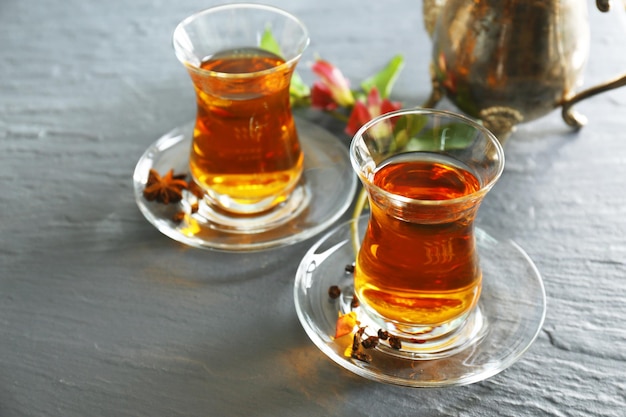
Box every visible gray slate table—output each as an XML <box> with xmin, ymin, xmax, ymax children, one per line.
<box><xmin>2</xmin><ymin>0</ymin><xmax>625</xmax><ymax>416</ymax></box>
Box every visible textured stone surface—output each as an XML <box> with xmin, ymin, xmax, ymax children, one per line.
<box><xmin>1</xmin><ymin>0</ymin><xmax>625</xmax><ymax>416</ymax></box>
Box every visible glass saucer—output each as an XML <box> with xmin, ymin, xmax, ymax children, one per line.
<box><xmin>293</xmin><ymin>215</ymin><xmax>546</xmax><ymax>387</ymax></box>
<box><xmin>133</xmin><ymin>118</ymin><xmax>357</xmax><ymax>251</ymax></box>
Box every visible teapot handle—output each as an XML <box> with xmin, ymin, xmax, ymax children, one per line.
<box><xmin>561</xmin><ymin>0</ymin><xmax>626</xmax><ymax>128</ymax></box>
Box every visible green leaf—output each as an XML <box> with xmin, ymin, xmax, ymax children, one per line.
<box><xmin>360</xmin><ymin>54</ymin><xmax>405</xmax><ymax>98</ymax></box>
<box><xmin>404</xmin><ymin>121</ymin><xmax>477</xmax><ymax>152</ymax></box>
<box><xmin>260</xmin><ymin>27</ymin><xmax>282</xmax><ymax>56</ymax></box>
<box><xmin>290</xmin><ymin>70</ymin><xmax>310</xmax><ymax>98</ymax></box>
<box><xmin>261</xmin><ymin>28</ymin><xmax>311</xmax><ymax>102</ymax></box>
<box><xmin>393</xmin><ymin>113</ymin><xmax>428</xmax><ymax>150</ymax></box>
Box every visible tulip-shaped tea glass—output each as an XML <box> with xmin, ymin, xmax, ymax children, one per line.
<box><xmin>350</xmin><ymin>108</ymin><xmax>504</xmax><ymax>356</ymax></box>
<box><xmin>294</xmin><ymin>108</ymin><xmax>546</xmax><ymax>385</ymax></box>
<box><xmin>173</xmin><ymin>4</ymin><xmax>309</xmax><ymax>231</ymax></box>
<box><xmin>133</xmin><ymin>4</ymin><xmax>356</xmax><ymax>251</ymax></box>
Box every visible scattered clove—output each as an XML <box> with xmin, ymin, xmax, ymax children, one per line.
<box><xmin>361</xmin><ymin>336</ymin><xmax>379</xmax><ymax>349</ymax></box>
<box><xmin>388</xmin><ymin>335</ymin><xmax>402</xmax><ymax>350</ymax></box>
<box><xmin>328</xmin><ymin>285</ymin><xmax>341</xmax><ymax>299</ymax></box>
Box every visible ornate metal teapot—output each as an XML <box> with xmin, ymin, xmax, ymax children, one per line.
<box><xmin>424</xmin><ymin>0</ymin><xmax>626</xmax><ymax>140</ymax></box>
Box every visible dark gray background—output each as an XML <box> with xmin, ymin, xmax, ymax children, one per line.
<box><xmin>1</xmin><ymin>0</ymin><xmax>625</xmax><ymax>416</ymax></box>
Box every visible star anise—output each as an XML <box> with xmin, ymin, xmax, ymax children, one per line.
<box><xmin>143</xmin><ymin>169</ymin><xmax>188</xmax><ymax>204</ymax></box>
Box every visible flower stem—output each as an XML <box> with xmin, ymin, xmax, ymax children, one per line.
<box><xmin>328</xmin><ymin>110</ymin><xmax>350</xmax><ymax>123</ymax></box>
<box><xmin>350</xmin><ymin>187</ymin><xmax>368</xmax><ymax>257</ymax></box>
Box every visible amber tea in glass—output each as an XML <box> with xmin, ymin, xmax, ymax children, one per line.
<box><xmin>350</xmin><ymin>108</ymin><xmax>504</xmax><ymax>352</ymax></box>
<box><xmin>189</xmin><ymin>48</ymin><xmax>302</xmax><ymax>209</ymax></box>
<box><xmin>173</xmin><ymin>4</ymin><xmax>309</xmax><ymax>226</ymax></box>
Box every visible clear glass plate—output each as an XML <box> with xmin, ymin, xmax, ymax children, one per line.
<box><xmin>133</xmin><ymin>118</ymin><xmax>357</xmax><ymax>251</ymax></box>
<box><xmin>294</xmin><ymin>215</ymin><xmax>546</xmax><ymax>387</ymax></box>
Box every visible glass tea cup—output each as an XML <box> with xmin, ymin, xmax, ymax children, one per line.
<box><xmin>350</xmin><ymin>108</ymin><xmax>504</xmax><ymax>356</ymax></box>
<box><xmin>172</xmin><ymin>4</ymin><xmax>309</xmax><ymax>231</ymax></box>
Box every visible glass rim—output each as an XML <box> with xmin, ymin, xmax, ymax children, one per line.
<box><xmin>350</xmin><ymin>108</ymin><xmax>506</xmax><ymax>206</ymax></box>
<box><xmin>172</xmin><ymin>3</ymin><xmax>310</xmax><ymax>79</ymax></box>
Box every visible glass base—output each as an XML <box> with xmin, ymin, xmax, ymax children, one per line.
<box><xmin>293</xmin><ymin>215</ymin><xmax>546</xmax><ymax>387</ymax></box>
<box><xmin>351</xmin><ymin>301</ymin><xmax>486</xmax><ymax>360</ymax></box>
<box><xmin>195</xmin><ymin>183</ymin><xmax>310</xmax><ymax>234</ymax></box>
<box><xmin>133</xmin><ymin>118</ymin><xmax>357</xmax><ymax>251</ymax></box>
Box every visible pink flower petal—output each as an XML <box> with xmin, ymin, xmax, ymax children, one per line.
<box><xmin>311</xmin><ymin>59</ymin><xmax>354</xmax><ymax>107</ymax></box>
<box><xmin>366</xmin><ymin>87</ymin><xmax>383</xmax><ymax>117</ymax></box>
<box><xmin>381</xmin><ymin>98</ymin><xmax>403</xmax><ymax>115</ymax></box>
<box><xmin>345</xmin><ymin>101</ymin><xmax>372</xmax><ymax>136</ymax></box>
<box><xmin>311</xmin><ymin>82</ymin><xmax>338</xmax><ymax>110</ymax></box>
<box><xmin>311</xmin><ymin>60</ymin><xmax>338</xmax><ymax>82</ymax></box>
